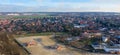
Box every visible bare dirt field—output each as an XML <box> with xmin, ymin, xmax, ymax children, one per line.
<box><xmin>16</xmin><ymin>36</ymin><xmax>83</xmax><ymax>55</ymax></box>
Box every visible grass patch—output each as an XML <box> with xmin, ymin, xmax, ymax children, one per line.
<box><xmin>15</xmin><ymin>32</ymin><xmax>67</xmax><ymax>37</ymax></box>
<box><xmin>12</xmin><ymin>15</ymin><xmax>54</xmax><ymax>19</ymax></box>
<box><xmin>0</xmin><ymin>16</ymin><xmax>4</xmax><ymax>18</ymax></box>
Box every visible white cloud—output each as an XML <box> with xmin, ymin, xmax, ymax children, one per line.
<box><xmin>0</xmin><ymin>0</ymin><xmax>120</xmax><ymax>12</ymax></box>
<box><xmin>92</xmin><ymin>0</ymin><xmax>120</xmax><ymax>4</ymax></box>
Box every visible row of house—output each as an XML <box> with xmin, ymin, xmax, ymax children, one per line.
<box><xmin>91</xmin><ymin>36</ymin><xmax>120</xmax><ymax>54</ymax></box>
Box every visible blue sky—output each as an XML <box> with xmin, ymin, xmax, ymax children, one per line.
<box><xmin>0</xmin><ymin>0</ymin><xmax>120</xmax><ymax>12</ymax></box>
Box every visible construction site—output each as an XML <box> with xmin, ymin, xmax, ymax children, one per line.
<box><xmin>15</xmin><ymin>36</ymin><xmax>83</xmax><ymax>55</ymax></box>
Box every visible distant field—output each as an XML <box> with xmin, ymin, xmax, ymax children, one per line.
<box><xmin>13</xmin><ymin>15</ymin><xmax>54</xmax><ymax>19</ymax></box>
<box><xmin>0</xmin><ymin>16</ymin><xmax>6</xmax><ymax>19</ymax></box>
<box><xmin>15</xmin><ymin>32</ymin><xmax>67</xmax><ymax>37</ymax></box>
<box><xmin>0</xmin><ymin>15</ymin><xmax>55</xmax><ymax>19</ymax></box>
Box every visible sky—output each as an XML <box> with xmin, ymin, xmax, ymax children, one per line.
<box><xmin>0</xmin><ymin>0</ymin><xmax>120</xmax><ymax>12</ymax></box>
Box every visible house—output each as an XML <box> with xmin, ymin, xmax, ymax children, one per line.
<box><xmin>102</xmin><ymin>36</ymin><xmax>109</xmax><ymax>42</ymax></box>
<box><xmin>91</xmin><ymin>42</ymin><xmax>120</xmax><ymax>53</ymax></box>
<box><xmin>74</xmin><ymin>24</ymin><xmax>89</xmax><ymax>28</ymax></box>
<box><xmin>109</xmin><ymin>30</ymin><xmax>115</xmax><ymax>34</ymax></box>
<box><xmin>7</xmin><ymin>13</ymin><xmax>20</xmax><ymax>16</ymax></box>
<box><xmin>99</xmin><ymin>28</ymin><xmax>107</xmax><ymax>31</ymax></box>
<box><xmin>104</xmin><ymin>45</ymin><xmax>120</xmax><ymax>53</ymax></box>
<box><xmin>91</xmin><ymin>43</ymin><xmax>105</xmax><ymax>49</ymax></box>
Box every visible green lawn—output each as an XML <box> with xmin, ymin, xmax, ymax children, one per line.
<box><xmin>0</xmin><ymin>16</ymin><xmax>6</xmax><ymax>19</ymax></box>
<box><xmin>0</xmin><ymin>15</ymin><xmax>55</xmax><ymax>19</ymax></box>
<box><xmin>13</xmin><ymin>15</ymin><xmax>54</xmax><ymax>19</ymax></box>
<box><xmin>15</xmin><ymin>32</ymin><xmax>67</xmax><ymax>37</ymax></box>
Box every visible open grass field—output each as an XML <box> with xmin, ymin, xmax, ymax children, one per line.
<box><xmin>12</xmin><ymin>15</ymin><xmax>54</xmax><ymax>19</ymax></box>
<box><xmin>16</xmin><ymin>36</ymin><xmax>83</xmax><ymax>55</ymax></box>
<box><xmin>0</xmin><ymin>15</ymin><xmax>55</xmax><ymax>19</ymax></box>
<box><xmin>15</xmin><ymin>32</ymin><xmax>67</xmax><ymax>37</ymax></box>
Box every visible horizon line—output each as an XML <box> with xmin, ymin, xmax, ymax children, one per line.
<box><xmin>0</xmin><ymin>11</ymin><xmax>120</xmax><ymax>13</ymax></box>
